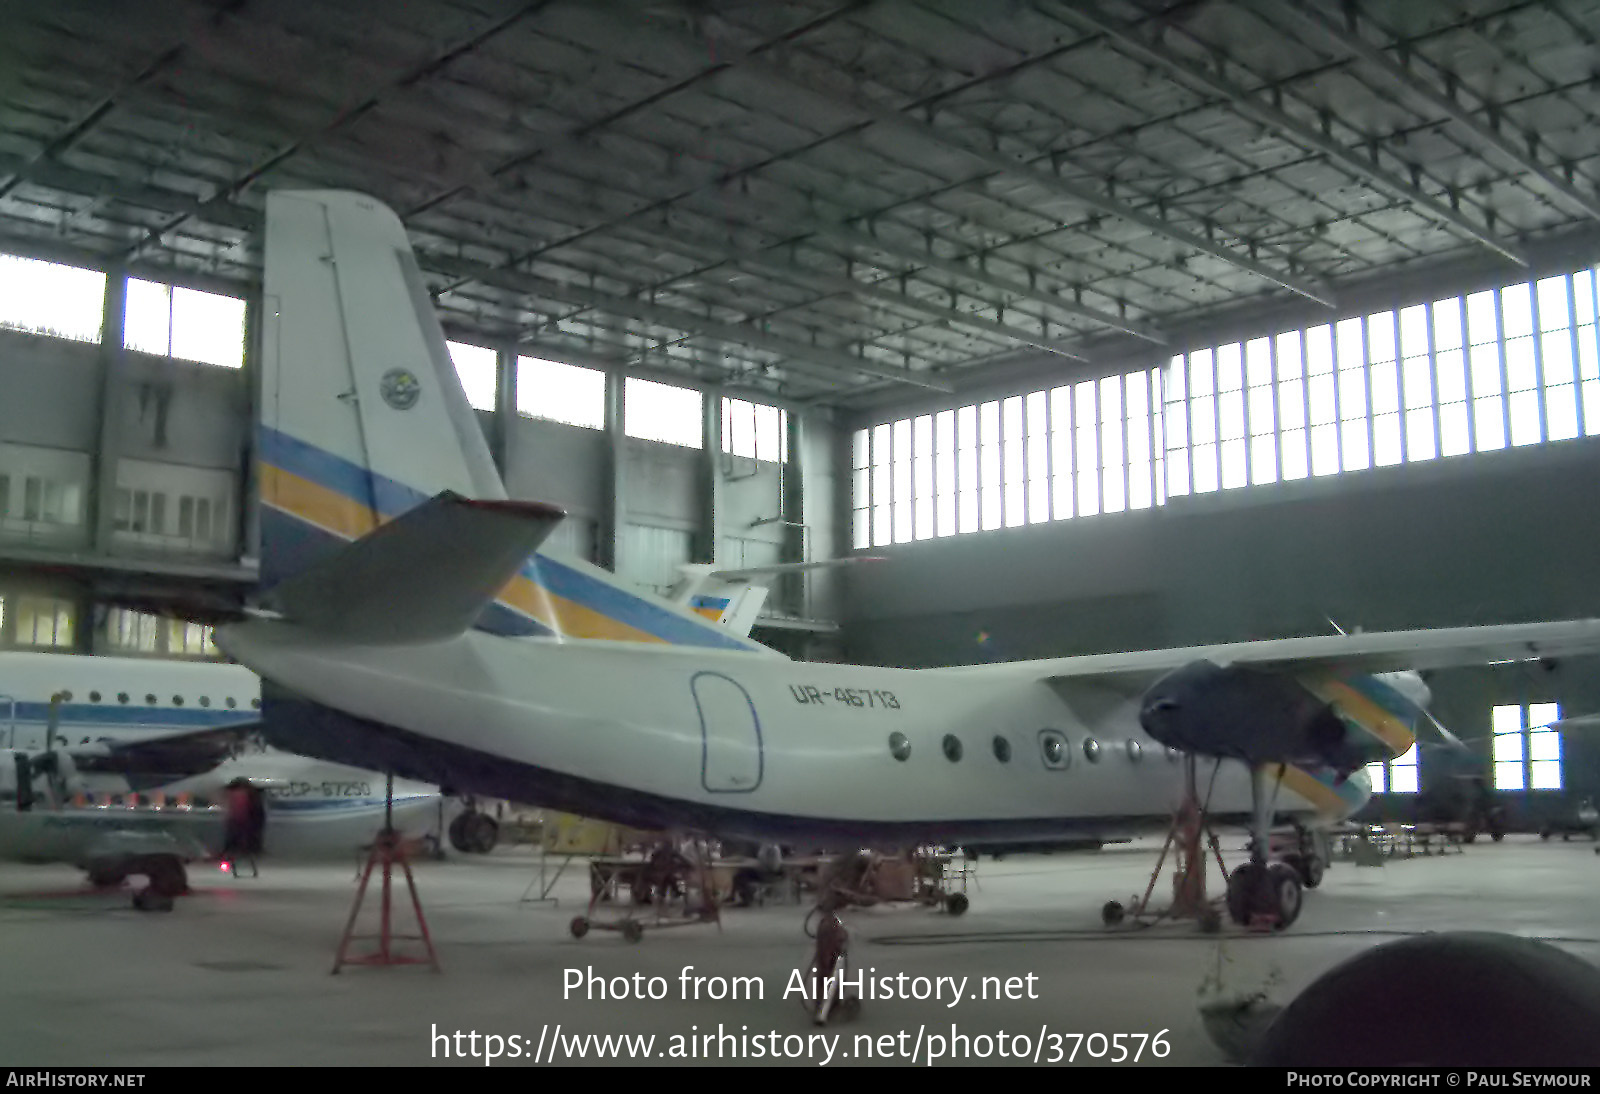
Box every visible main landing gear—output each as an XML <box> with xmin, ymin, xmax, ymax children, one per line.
<box><xmin>448</xmin><ymin>807</ymin><xmax>498</xmax><ymax>855</ymax></box>
<box><xmin>1224</xmin><ymin>765</ymin><xmax>1303</xmax><ymax>931</ymax></box>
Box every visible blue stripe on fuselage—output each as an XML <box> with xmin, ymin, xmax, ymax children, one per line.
<box><xmin>7</xmin><ymin>703</ymin><xmax>253</xmax><ymax>731</ymax></box>
<box><xmin>259</xmin><ymin>425</ymin><xmax>759</xmax><ymax>651</ymax></box>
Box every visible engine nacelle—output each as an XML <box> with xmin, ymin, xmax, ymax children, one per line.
<box><xmin>1139</xmin><ymin>660</ymin><xmax>1376</xmax><ymax>775</ymax></box>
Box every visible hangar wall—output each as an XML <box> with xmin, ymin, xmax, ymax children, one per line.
<box><xmin>840</xmin><ymin>430</ymin><xmax>1600</xmax><ymax>829</ymax></box>
<box><xmin>0</xmin><ymin>304</ymin><xmax>842</xmax><ymax>658</ymax></box>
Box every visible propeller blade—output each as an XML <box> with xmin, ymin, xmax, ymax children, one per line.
<box><xmin>1537</xmin><ymin>713</ymin><xmax>1600</xmax><ymax>731</ymax></box>
<box><xmin>1421</xmin><ymin>706</ymin><xmax>1469</xmax><ymax>751</ymax></box>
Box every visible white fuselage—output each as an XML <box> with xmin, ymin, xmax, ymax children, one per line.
<box><xmin>223</xmin><ymin>624</ymin><xmax>1363</xmax><ymax>845</ymax></box>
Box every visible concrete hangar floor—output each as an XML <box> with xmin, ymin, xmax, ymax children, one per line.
<box><xmin>0</xmin><ymin>838</ymin><xmax>1593</xmax><ymax>1067</ymax></box>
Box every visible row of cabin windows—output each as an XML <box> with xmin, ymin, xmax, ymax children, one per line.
<box><xmin>55</xmin><ymin>689</ymin><xmax>259</xmax><ymax>710</ymax></box>
<box><xmin>888</xmin><ymin>730</ymin><xmax>1174</xmax><ymax>766</ymax></box>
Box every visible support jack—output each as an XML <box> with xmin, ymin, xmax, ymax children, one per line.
<box><xmin>1103</xmin><ymin>753</ymin><xmax>1228</xmax><ymax>931</ymax></box>
<box><xmin>332</xmin><ymin>774</ymin><xmax>440</xmax><ymax>973</ymax></box>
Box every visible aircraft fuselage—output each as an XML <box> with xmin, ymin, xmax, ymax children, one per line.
<box><xmin>225</xmin><ymin>623</ymin><xmax>1361</xmax><ymax>847</ymax></box>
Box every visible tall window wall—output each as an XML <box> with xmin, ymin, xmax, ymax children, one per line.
<box><xmin>721</xmin><ymin>397</ymin><xmax>788</xmax><ymax>463</ymax></box>
<box><xmin>852</xmin><ymin>371</ymin><xmax>1163</xmax><ymax>549</ymax></box>
<box><xmin>853</xmin><ymin>265</ymin><xmax>1600</xmax><ymax>548</ymax></box>
<box><xmin>0</xmin><ymin>255</ymin><xmax>105</xmax><ymax>343</ymax></box>
<box><xmin>124</xmin><ymin>279</ymin><xmax>246</xmax><ymax>368</ymax></box>
<box><xmin>1492</xmin><ymin>702</ymin><xmax>1563</xmax><ymax>791</ymax></box>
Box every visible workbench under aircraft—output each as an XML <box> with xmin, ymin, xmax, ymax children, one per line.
<box><xmin>221</xmin><ymin>190</ymin><xmax>1600</xmax><ymax>929</ymax></box>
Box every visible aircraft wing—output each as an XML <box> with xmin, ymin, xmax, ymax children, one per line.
<box><xmin>70</xmin><ymin>723</ymin><xmax>257</xmax><ymax>781</ymax></box>
<box><xmin>953</xmin><ymin>619</ymin><xmax>1600</xmax><ymax>688</ymax></box>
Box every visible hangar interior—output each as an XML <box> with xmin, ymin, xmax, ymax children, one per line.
<box><xmin>2</xmin><ymin>1</ymin><xmax>1600</xmax><ymax>829</ymax></box>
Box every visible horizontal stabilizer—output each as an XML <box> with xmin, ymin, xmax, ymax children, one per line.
<box><xmin>267</xmin><ymin>491</ymin><xmax>565</xmax><ymax>644</ymax></box>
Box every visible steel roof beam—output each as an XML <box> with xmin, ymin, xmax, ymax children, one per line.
<box><xmin>120</xmin><ymin>1</ymin><xmax>548</xmax><ymax>263</ymax></box>
<box><xmin>1046</xmin><ymin>2</ymin><xmax>1530</xmax><ymax>268</ymax></box>
<box><xmin>1252</xmin><ymin>0</ymin><xmax>1600</xmax><ymax>224</ymax></box>
<box><xmin>466</xmin><ymin>183</ymin><xmax>1091</xmax><ymax>360</ymax></box>
<box><xmin>418</xmin><ymin>251</ymin><xmax>952</xmax><ymax>392</ymax></box>
<box><xmin>809</xmin><ymin>216</ymin><xmax>1166</xmax><ymax>344</ymax></box>
<box><xmin>747</xmin><ymin>54</ymin><xmax>1338</xmax><ymax>308</ymax></box>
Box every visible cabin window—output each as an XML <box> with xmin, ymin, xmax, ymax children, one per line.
<box><xmin>888</xmin><ymin>732</ymin><xmax>911</xmax><ymax>762</ymax></box>
<box><xmin>145</xmin><ymin>693</ymin><xmax>156</xmax><ymax>704</ymax></box>
<box><xmin>1038</xmin><ymin>730</ymin><xmax>1069</xmax><ymax>770</ymax></box>
<box><xmin>199</xmin><ymin>696</ymin><xmax>210</xmax><ymax>707</ymax></box>
<box><xmin>172</xmin><ymin>695</ymin><xmax>184</xmax><ymax>706</ymax></box>
<box><xmin>942</xmin><ymin>734</ymin><xmax>963</xmax><ymax>762</ymax></box>
<box><xmin>1126</xmin><ymin>740</ymin><xmax>1143</xmax><ymax>762</ymax></box>
<box><xmin>250</xmin><ymin>698</ymin><xmax>261</xmax><ymax>709</ymax></box>
<box><xmin>225</xmin><ymin>697</ymin><xmax>237</xmax><ymax>708</ymax></box>
<box><xmin>992</xmin><ymin>735</ymin><xmax>1011</xmax><ymax>763</ymax></box>
<box><xmin>1083</xmin><ymin>738</ymin><xmax>1102</xmax><ymax>763</ymax></box>
<box><xmin>89</xmin><ymin>691</ymin><xmax>101</xmax><ymax>702</ymax></box>
<box><xmin>117</xmin><ymin>692</ymin><xmax>129</xmax><ymax>704</ymax></box>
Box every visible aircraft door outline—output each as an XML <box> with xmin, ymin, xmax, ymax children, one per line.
<box><xmin>691</xmin><ymin>672</ymin><xmax>763</xmax><ymax>794</ymax></box>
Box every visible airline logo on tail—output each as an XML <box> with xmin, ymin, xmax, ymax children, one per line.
<box><xmin>257</xmin><ymin>190</ymin><xmax>775</xmax><ymax>655</ymax></box>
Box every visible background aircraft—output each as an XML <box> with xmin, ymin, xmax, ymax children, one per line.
<box><xmin>0</xmin><ymin>649</ymin><xmax>456</xmax><ymax>863</ymax></box>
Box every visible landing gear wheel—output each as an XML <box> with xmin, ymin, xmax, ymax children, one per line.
<box><xmin>1226</xmin><ymin>861</ymin><xmax>1267</xmax><ymax>926</ymax></box>
<box><xmin>1266</xmin><ymin>861</ymin><xmax>1304</xmax><ymax>929</ymax></box>
<box><xmin>621</xmin><ymin>920</ymin><xmax>644</xmax><ymax>943</ymax></box>
<box><xmin>1294</xmin><ymin>854</ymin><xmax>1325</xmax><ymax>890</ymax></box>
<box><xmin>1226</xmin><ymin>861</ymin><xmax>1302</xmax><ymax>929</ymax></box>
<box><xmin>569</xmin><ymin>916</ymin><xmax>590</xmax><ymax>939</ymax></box>
<box><xmin>1101</xmin><ymin>900</ymin><xmax>1125</xmax><ymax>926</ymax></box>
<box><xmin>944</xmin><ymin>893</ymin><xmax>970</xmax><ymax>916</ymax></box>
<box><xmin>1541</xmin><ymin>828</ymin><xmax>1553</xmax><ymax>841</ymax></box>
<box><xmin>448</xmin><ymin>813</ymin><xmax>472</xmax><ymax>854</ymax></box>
<box><xmin>468</xmin><ymin>814</ymin><xmax>498</xmax><ymax>854</ymax></box>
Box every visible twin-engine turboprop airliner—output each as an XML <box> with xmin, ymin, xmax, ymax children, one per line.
<box><xmin>218</xmin><ymin>190</ymin><xmax>1600</xmax><ymax>929</ymax></box>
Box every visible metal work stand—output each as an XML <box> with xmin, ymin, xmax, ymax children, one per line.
<box><xmin>332</xmin><ymin>773</ymin><xmax>440</xmax><ymax>974</ymax></box>
<box><xmin>520</xmin><ymin>845</ymin><xmax>574</xmax><ymax>906</ymax></box>
<box><xmin>1105</xmin><ymin>754</ymin><xmax>1229</xmax><ymax>929</ymax></box>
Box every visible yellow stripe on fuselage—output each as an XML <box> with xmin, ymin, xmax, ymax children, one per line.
<box><xmin>261</xmin><ymin>465</ymin><xmax>379</xmax><ymax>540</ymax></box>
<box><xmin>263</xmin><ymin>462</ymin><xmax>669</xmax><ymax>644</ymax></box>
<box><xmin>497</xmin><ymin>572</ymin><xmax>665</xmax><ymax>644</ymax></box>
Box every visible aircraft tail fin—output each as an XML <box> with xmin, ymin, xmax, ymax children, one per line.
<box><xmin>669</xmin><ymin>558</ymin><xmax>883</xmax><ymax>638</ymax></box>
<box><xmin>266</xmin><ymin>491</ymin><xmax>565</xmax><ymax>644</ymax></box>
<box><xmin>258</xmin><ymin>190</ymin><xmax>507</xmax><ymax>591</ymax></box>
<box><xmin>256</xmin><ymin>188</ymin><xmax>780</xmax><ymax>654</ymax></box>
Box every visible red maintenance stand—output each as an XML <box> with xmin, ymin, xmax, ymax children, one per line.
<box><xmin>333</xmin><ymin>773</ymin><xmax>440</xmax><ymax>973</ymax></box>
